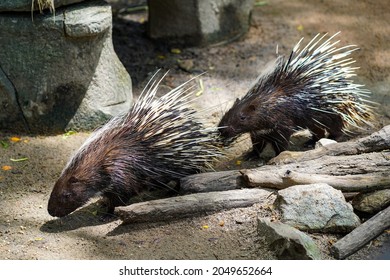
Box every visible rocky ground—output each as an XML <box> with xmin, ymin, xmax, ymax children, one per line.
<box><xmin>1</xmin><ymin>0</ymin><xmax>389</xmax><ymax>260</ymax></box>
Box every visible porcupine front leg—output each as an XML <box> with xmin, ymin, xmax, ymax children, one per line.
<box><xmin>327</xmin><ymin>116</ymin><xmax>344</xmax><ymax>140</ymax></box>
<box><xmin>304</xmin><ymin>125</ymin><xmax>327</xmax><ymax>148</ymax></box>
<box><xmin>244</xmin><ymin>131</ymin><xmax>268</xmax><ymax>160</ymax></box>
<box><xmin>268</xmin><ymin>128</ymin><xmax>293</xmax><ymax>155</ymax></box>
<box><xmin>100</xmin><ymin>189</ymin><xmax>135</xmax><ymax>221</ymax></box>
<box><xmin>246</xmin><ymin>128</ymin><xmax>292</xmax><ymax>158</ymax></box>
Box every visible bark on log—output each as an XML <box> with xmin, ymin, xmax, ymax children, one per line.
<box><xmin>180</xmin><ymin>170</ymin><xmax>244</xmax><ymax>194</ymax></box>
<box><xmin>270</xmin><ymin>125</ymin><xmax>390</xmax><ymax>165</ymax></box>
<box><xmin>116</xmin><ymin>188</ymin><xmax>271</xmax><ymax>224</ymax></box>
<box><xmin>330</xmin><ymin>204</ymin><xmax>390</xmax><ymax>259</ymax></box>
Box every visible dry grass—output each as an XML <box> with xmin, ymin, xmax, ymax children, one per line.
<box><xmin>33</xmin><ymin>0</ymin><xmax>55</xmax><ymax>13</ymax></box>
<box><xmin>31</xmin><ymin>0</ymin><xmax>55</xmax><ymax>21</ymax></box>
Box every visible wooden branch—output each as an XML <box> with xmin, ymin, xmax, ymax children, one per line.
<box><xmin>116</xmin><ymin>188</ymin><xmax>272</xmax><ymax>224</ymax></box>
<box><xmin>270</xmin><ymin>125</ymin><xmax>390</xmax><ymax>165</ymax></box>
<box><xmin>242</xmin><ymin>169</ymin><xmax>390</xmax><ymax>192</ymax></box>
<box><xmin>240</xmin><ymin>151</ymin><xmax>390</xmax><ymax>192</ymax></box>
<box><xmin>330</xmin><ymin>204</ymin><xmax>390</xmax><ymax>259</ymax></box>
<box><xmin>180</xmin><ymin>170</ymin><xmax>244</xmax><ymax>194</ymax></box>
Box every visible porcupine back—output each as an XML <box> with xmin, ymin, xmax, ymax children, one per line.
<box><xmin>218</xmin><ymin>32</ymin><xmax>376</xmax><ymax>156</ymax></box>
<box><xmin>47</xmin><ymin>72</ymin><xmax>223</xmax><ymax>217</ymax></box>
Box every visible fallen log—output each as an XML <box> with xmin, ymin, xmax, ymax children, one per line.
<box><xmin>270</xmin><ymin>125</ymin><xmax>390</xmax><ymax>165</ymax></box>
<box><xmin>180</xmin><ymin>151</ymin><xmax>390</xmax><ymax>193</ymax></box>
<box><xmin>242</xmin><ymin>169</ymin><xmax>390</xmax><ymax>192</ymax></box>
<box><xmin>180</xmin><ymin>170</ymin><xmax>244</xmax><ymax>194</ymax></box>
<box><xmin>241</xmin><ymin>151</ymin><xmax>390</xmax><ymax>192</ymax></box>
<box><xmin>241</xmin><ymin>168</ymin><xmax>390</xmax><ymax>192</ymax></box>
<box><xmin>330</xmin><ymin>204</ymin><xmax>390</xmax><ymax>259</ymax></box>
<box><xmin>116</xmin><ymin>188</ymin><xmax>272</xmax><ymax>224</ymax></box>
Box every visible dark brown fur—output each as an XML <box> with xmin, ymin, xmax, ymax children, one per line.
<box><xmin>219</xmin><ymin>86</ymin><xmax>344</xmax><ymax>157</ymax></box>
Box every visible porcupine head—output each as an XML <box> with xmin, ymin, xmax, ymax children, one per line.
<box><xmin>218</xmin><ymin>57</ymin><xmax>303</xmax><ymax>153</ymax></box>
<box><xmin>47</xmin><ymin>129</ymin><xmax>139</xmax><ymax>218</ymax></box>
<box><xmin>218</xmin><ymin>78</ymin><xmax>277</xmax><ymax>139</ymax></box>
<box><xmin>47</xmin><ymin>157</ymin><xmax>102</xmax><ymax>217</ymax></box>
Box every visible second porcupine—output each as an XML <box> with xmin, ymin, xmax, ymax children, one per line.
<box><xmin>47</xmin><ymin>73</ymin><xmax>223</xmax><ymax>218</ymax></box>
<box><xmin>218</xmin><ymin>32</ymin><xmax>376</xmax><ymax>158</ymax></box>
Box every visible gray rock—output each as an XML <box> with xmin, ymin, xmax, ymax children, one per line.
<box><xmin>148</xmin><ymin>0</ymin><xmax>254</xmax><ymax>46</ymax></box>
<box><xmin>275</xmin><ymin>183</ymin><xmax>361</xmax><ymax>233</ymax></box>
<box><xmin>0</xmin><ymin>0</ymin><xmax>132</xmax><ymax>133</ymax></box>
<box><xmin>257</xmin><ymin>217</ymin><xmax>322</xmax><ymax>260</ymax></box>
<box><xmin>0</xmin><ymin>0</ymin><xmax>85</xmax><ymax>12</ymax></box>
<box><xmin>352</xmin><ymin>189</ymin><xmax>390</xmax><ymax>214</ymax></box>
<box><xmin>315</xmin><ymin>138</ymin><xmax>337</xmax><ymax>148</ymax></box>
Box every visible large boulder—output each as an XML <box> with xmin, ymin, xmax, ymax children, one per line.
<box><xmin>275</xmin><ymin>183</ymin><xmax>361</xmax><ymax>233</ymax></box>
<box><xmin>147</xmin><ymin>0</ymin><xmax>254</xmax><ymax>46</ymax></box>
<box><xmin>0</xmin><ymin>0</ymin><xmax>132</xmax><ymax>133</ymax></box>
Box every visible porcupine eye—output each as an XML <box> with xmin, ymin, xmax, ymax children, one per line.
<box><xmin>240</xmin><ymin>104</ymin><xmax>256</xmax><ymax>122</ymax></box>
<box><xmin>62</xmin><ymin>176</ymin><xmax>82</xmax><ymax>202</ymax></box>
<box><xmin>68</xmin><ymin>176</ymin><xmax>78</xmax><ymax>184</ymax></box>
<box><xmin>248</xmin><ymin>104</ymin><xmax>256</xmax><ymax>112</ymax></box>
<box><xmin>63</xmin><ymin>192</ymin><xmax>72</xmax><ymax>200</ymax></box>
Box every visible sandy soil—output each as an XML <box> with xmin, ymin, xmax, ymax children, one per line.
<box><xmin>1</xmin><ymin>0</ymin><xmax>389</xmax><ymax>260</ymax></box>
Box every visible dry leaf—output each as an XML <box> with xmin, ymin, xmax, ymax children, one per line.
<box><xmin>10</xmin><ymin>137</ymin><xmax>21</xmax><ymax>142</ymax></box>
<box><xmin>171</xmin><ymin>48</ymin><xmax>181</xmax><ymax>54</ymax></box>
<box><xmin>62</xmin><ymin>130</ymin><xmax>77</xmax><ymax>139</ymax></box>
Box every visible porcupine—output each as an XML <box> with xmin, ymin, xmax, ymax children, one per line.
<box><xmin>47</xmin><ymin>72</ymin><xmax>223</xmax><ymax>218</ymax></box>
<box><xmin>218</xmin><ymin>32</ymin><xmax>375</xmax><ymax>158</ymax></box>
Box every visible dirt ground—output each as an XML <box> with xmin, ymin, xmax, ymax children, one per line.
<box><xmin>1</xmin><ymin>0</ymin><xmax>389</xmax><ymax>260</ymax></box>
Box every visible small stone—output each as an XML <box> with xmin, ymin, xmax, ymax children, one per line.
<box><xmin>178</xmin><ymin>59</ymin><xmax>194</xmax><ymax>72</ymax></box>
<box><xmin>352</xmin><ymin>189</ymin><xmax>390</xmax><ymax>214</ymax></box>
<box><xmin>257</xmin><ymin>217</ymin><xmax>322</xmax><ymax>260</ymax></box>
<box><xmin>315</xmin><ymin>138</ymin><xmax>337</xmax><ymax>148</ymax></box>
